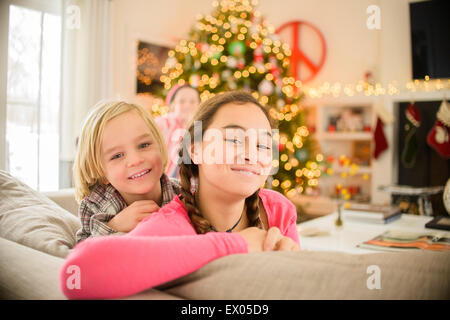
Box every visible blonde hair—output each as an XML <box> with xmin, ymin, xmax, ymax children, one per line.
<box><xmin>73</xmin><ymin>101</ymin><xmax>168</xmax><ymax>203</ymax></box>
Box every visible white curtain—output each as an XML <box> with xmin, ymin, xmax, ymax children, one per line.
<box><xmin>60</xmin><ymin>0</ymin><xmax>113</xmax><ymax>164</ymax></box>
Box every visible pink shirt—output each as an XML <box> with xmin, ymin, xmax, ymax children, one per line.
<box><xmin>60</xmin><ymin>189</ymin><xmax>300</xmax><ymax>299</ymax></box>
<box><xmin>154</xmin><ymin>113</ymin><xmax>185</xmax><ymax>177</ymax></box>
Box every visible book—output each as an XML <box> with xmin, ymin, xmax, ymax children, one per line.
<box><xmin>357</xmin><ymin>230</ymin><xmax>450</xmax><ymax>252</ymax></box>
<box><xmin>342</xmin><ymin>203</ymin><xmax>402</xmax><ymax>224</ymax></box>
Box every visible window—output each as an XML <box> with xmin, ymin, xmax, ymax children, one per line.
<box><xmin>6</xmin><ymin>4</ymin><xmax>61</xmax><ymax>191</ymax></box>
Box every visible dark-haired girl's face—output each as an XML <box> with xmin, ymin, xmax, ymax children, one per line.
<box><xmin>194</xmin><ymin>102</ymin><xmax>273</xmax><ymax>199</ymax></box>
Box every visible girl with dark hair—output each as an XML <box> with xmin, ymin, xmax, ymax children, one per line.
<box><xmin>155</xmin><ymin>85</ymin><xmax>200</xmax><ymax>178</ymax></box>
<box><xmin>60</xmin><ymin>91</ymin><xmax>300</xmax><ymax>299</ymax></box>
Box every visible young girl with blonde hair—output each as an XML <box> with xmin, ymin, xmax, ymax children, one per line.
<box><xmin>61</xmin><ymin>91</ymin><xmax>300</xmax><ymax>299</ymax></box>
<box><xmin>73</xmin><ymin>101</ymin><xmax>181</xmax><ymax>242</ymax></box>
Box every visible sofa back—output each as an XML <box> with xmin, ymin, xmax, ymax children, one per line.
<box><xmin>0</xmin><ymin>170</ymin><xmax>80</xmax><ymax>258</ymax></box>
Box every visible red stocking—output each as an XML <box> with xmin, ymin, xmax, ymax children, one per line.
<box><xmin>373</xmin><ymin>116</ymin><xmax>388</xmax><ymax>159</ymax></box>
<box><xmin>427</xmin><ymin>100</ymin><xmax>450</xmax><ymax>158</ymax></box>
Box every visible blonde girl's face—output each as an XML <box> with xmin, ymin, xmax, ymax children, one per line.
<box><xmin>100</xmin><ymin>110</ymin><xmax>164</xmax><ymax>199</ymax></box>
<box><xmin>172</xmin><ymin>87</ymin><xmax>200</xmax><ymax>124</ymax></box>
<box><xmin>194</xmin><ymin>102</ymin><xmax>273</xmax><ymax>199</ymax></box>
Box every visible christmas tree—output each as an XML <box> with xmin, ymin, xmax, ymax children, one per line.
<box><xmin>159</xmin><ymin>0</ymin><xmax>321</xmax><ymax>197</ymax></box>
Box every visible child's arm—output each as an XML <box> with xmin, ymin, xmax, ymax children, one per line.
<box><xmin>75</xmin><ymin>199</ymin><xmax>122</xmax><ymax>243</ymax></box>
<box><xmin>60</xmin><ymin>230</ymin><xmax>248</xmax><ymax>299</ymax></box>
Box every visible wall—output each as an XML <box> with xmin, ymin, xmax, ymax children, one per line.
<box><xmin>112</xmin><ymin>0</ymin><xmax>212</xmax><ymax>101</ymax></box>
<box><xmin>111</xmin><ymin>0</ymin><xmax>395</xmax><ymax>98</ymax></box>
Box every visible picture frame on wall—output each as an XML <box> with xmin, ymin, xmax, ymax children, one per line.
<box><xmin>136</xmin><ymin>40</ymin><xmax>170</xmax><ymax>96</ymax></box>
<box><xmin>352</xmin><ymin>140</ymin><xmax>371</xmax><ymax>166</ymax></box>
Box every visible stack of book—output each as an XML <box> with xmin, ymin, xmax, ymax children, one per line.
<box><xmin>358</xmin><ymin>230</ymin><xmax>450</xmax><ymax>252</ymax></box>
<box><xmin>342</xmin><ymin>203</ymin><xmax>402</xmax><ymax>224</ymax></box>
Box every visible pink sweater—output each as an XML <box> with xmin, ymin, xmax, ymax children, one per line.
<box><xmin>60</xmin><ymin>189</ymin><xmax>300</xmax><ymax>299</ymax></box>
<box><xmin>154</xmin><ymin>113</ymin><xmax>185</xmax><ymax>177</ymax></box>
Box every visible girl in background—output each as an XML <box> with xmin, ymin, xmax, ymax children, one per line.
<box><xmin>61</xmin><ymin>91</ymin><xmax>300</xmax><ymax>299</ymax></box>
<box><xmin>155</xmin><ymin>85</ymin><xmax>200</xmax><ymax>178</ymax></box>
<box><xmin>73</xmin><ymin>101</ymin><xmax>181</xmax><ymax>243</ymax></box>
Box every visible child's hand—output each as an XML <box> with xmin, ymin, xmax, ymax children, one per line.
<box><xmin>262</xmin><ymin>227</ymin><xmax>300</xmax><ymax>252</ymax></box>
<box><xmin>107</xmin><ymin>200</ymin><xmax>160</xmax><ymax>233</ymax></box>
<box><xmin>237</xmin><ymin>227</ymin><xmax>268</xmax><ymax>253</ymax></box>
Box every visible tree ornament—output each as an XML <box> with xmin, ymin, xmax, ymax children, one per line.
<box><xmin>253</xmin><ymin>42</ymin><xmax>264</xmax><ymax>69</ymax></box>
<box><xmin>237</xmin><ymin>57</ymin><xmax>245</xmax><ymax>70</ymax></box>
<box><xmin>229</xmin><ymin>41</ymin><xmax>246</xmax><ymax>56</ymax></box>
<box><xmin>258</xmin><ymin>79</ymin><xmax>274</xmax><ymax>96</ymax></box>
<box><xmin>189</xmin><ymin>73</ymin><xmax>200</xmax><ymax>88</ymax></box>
<box><xmin>296</xmin><ymin>149</ymin><xmax>308</xmax><ymax>161</ymax></box>
<box><xmin>226</xmin><ymin>56</ymin><xmax>238</xmax><ymax>69</ymax></box>
<box><xmin>197</xmin><ymin>42</ymin><xmax>209</xmax><ymax>53</ymax></box>
<box><xmin>165</xmin><ymin>57</ymin><xmax>177</xmax><ymax>68</ymax></box>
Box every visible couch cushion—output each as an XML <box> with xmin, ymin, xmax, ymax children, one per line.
<box><xmin>0</xmin><ymin>170</ymin><xmax>81</xmax><ymax>258</ymax></box>
<box><xmin>0</xmin><ymin>237</ymin><xmax>181</xmax><ymax>300</ymax></box>
<box><xmin>0</xmin><ymin>237</ymin><xmax>67</xmax><ymax>299</ymax></box>
<box><xmin>155</xmin><ymin>250</ymin><xmax>450</xmax><ymax>299</ymax></box>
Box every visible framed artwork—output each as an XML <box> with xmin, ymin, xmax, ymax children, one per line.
<box><xmin>136</xmin><ymin>40</ymin><xmax>170</xmax><ymax>95</ymax></box>
<box><xmin>352</xmin><ymin>140</ymin><xmax>371</xmax><ymax>166</ymax></box>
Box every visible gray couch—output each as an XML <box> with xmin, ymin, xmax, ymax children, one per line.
<box><xmin>1</xmin><ymin>170</ymin><xmax>449</xmax><ymax>300</ymax></box>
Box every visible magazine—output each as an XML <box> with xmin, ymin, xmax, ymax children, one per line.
<box><xmin>357</xmin><ymin>230</ymin><xmax>450</xmax><ymax>252</ymax></box>
<box><xmin>343</xmin><ymin>203</ymin><xmax>402</xmax><ymax>224</ymax></box>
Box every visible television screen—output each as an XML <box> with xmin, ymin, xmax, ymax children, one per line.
<box><xmin>409</xmin><ymin>0</ymin><xmax>450</xmax><ymax>80</ymax></box>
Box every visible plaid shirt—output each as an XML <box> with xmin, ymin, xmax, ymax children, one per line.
<box><xmin>75</xmin><ymin>174</ymin><xmax>181</xmax><ymax>243</ymax></box>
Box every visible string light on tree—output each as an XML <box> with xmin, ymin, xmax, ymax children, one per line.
<box><xmin>159</xmin><ymin>0</ymin><xmax>321</xmax><ymax>197</ymax></box>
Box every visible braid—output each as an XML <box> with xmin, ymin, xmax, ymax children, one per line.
<box><xmin>178</xmin><ymin>150</ymin><xmax>211</xmax><ymax>234</ymax></box>
<box><xmin>178</xmin><ymin>142</ymin><xmax>264</xmax><ymax>234</ymax></box>
<box><xmin>245</xmin><ymin>190</ymin><xmax>263</xmax><ymax>229</ymax></box>
<box><xmin>176</xmin><ymin>90</ymin><xmax>275</xmax><ymax>234</ymax></box>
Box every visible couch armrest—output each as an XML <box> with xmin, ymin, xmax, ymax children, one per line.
<box><xmin>43</xmin><ymin>188</ymin><xmax>78</xmax><ymax>217</ymax></box>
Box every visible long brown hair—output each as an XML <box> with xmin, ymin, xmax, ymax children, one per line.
<box><xmin>178</xmin><ymin>90</ymin><xmax>276</xmax><ymax>234</ymax></box>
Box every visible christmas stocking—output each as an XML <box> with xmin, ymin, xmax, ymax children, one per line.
<box><xmin>373</xmin><ymin>116</ymin><xmax>388</xmax><ymax>159</ymax></box>
<box><xmin>427</xmin><ymin>100</ymin><xmax>450</xmax><ymax>158</ymax></box>
<box><xmin>401</xmin><ymin>103</ymin><xmax>421</xmax><ymax>168</ymax></box>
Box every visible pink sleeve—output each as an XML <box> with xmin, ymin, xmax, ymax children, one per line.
<box><xmin>284</xmin><ymin>203</ymin><xmax>301</xmax><ymax>248</ymax></box>
<box><xmin>260</xmin><ymin>189</ymin><xmax>300</xmax><ymax>248</ymax></box>
<box><xmin>60</xmin><ymin>225</ymin><xmax>248</xmax><ymax>299</ymax></box>
<box><xmin>154</xmin><ymin>116</ymin><xmax>169</xmax><ymax>139</ymax></box>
